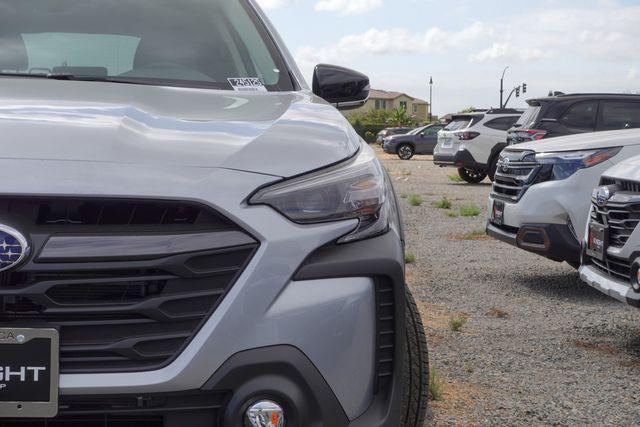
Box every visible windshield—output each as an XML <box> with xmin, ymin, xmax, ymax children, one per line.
<box><xmin>0</xmin><ymin>0</ymin><xmax>295</xmax><ymax>91</ymax></box>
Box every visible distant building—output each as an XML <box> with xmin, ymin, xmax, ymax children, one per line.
<box><xmin>343</xmin><ymin>89</ymin><xmax>430</xmax><ymax>123</ymax></box>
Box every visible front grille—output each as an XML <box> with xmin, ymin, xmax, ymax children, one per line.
<box><xmin>0</xmin><ymin>391</ymin><xmax>228</xmax><ymax>427</ymax></box>
<box><xmin>590</xmin><ymin>178</ymin><xmax>640</xmax><ymax>248</ymax></box>
<box><xmin>590</xmin><ymin>255</ymin><xmax>631</xmax><ymax>282</ymax></box>
<box><xmin>590</xmin><ymin>200</ymin><xmax>640</xmax><ymax>248</ymax></box>
<box><xmin>587</xmin><ymin>177</ymin><xmax>640</xmax><ymax>281</ymax></box>
<box><xmin>491</xmin><ymin>151</ymin><xmax>539</xmax><ymax>201</ymax></box>
<box><xmin>0</xmin><ymin>198</ymin><xmax>258</xmax><ymax>373</ymax></box>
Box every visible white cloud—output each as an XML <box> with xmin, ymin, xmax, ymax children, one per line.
<box><xmin>255</xmin><ymin>0</ymin><xmax>290</xmax><ymax>9</ymax></box>
<box><xmin>469</xmin><ymin>42</ymin><xmax>545</xmax><ymax>63</ymax></box>
<box><xmin>295</xmin><ymin>22</ymin><xmax>493</xmax><ymax>68</ymax></box>
<box><xmin>628</xmin><ymin>68</ymin><xmax>638</xmax><ymax>79</ymax></box>
<box><xmin>314</xmin><ymin>0</ymin><xmax>383</xmax><ymax>15</ymax></box>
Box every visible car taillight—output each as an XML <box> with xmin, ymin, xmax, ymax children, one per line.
<box><xmin>455</xmin><ymin>131</ymin><xmax>480</xmax><ymax>140</ymax></box>
<box><xmin>523</xmin><ymin>129</ymin><xmax>547</xmax><ymax>140</ymax></box>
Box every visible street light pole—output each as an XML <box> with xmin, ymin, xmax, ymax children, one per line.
<box><xmin>429</xmin><ymin>76</ymin><xmax>433</xmax><ymax>123</ymax></box>
<box><xmin>500</xmin><ymin>66</ymin><xmax>509</xmax><ymax>108</ymax></box>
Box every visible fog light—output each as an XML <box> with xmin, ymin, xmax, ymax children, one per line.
<box><xmin>630</xmin><ymin>260</ymin><xmax>640</xmax><ymax>293</ymax></box>
<box><xmin>244</xmin><ymin>400</ymin><xmax>285</xmax><ymax>427</ymax></box>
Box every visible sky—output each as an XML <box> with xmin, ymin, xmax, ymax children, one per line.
<box><xmin>255</xmin><ymin>0</ymin><xmax>640</xmax><ymax>116</ymax></box>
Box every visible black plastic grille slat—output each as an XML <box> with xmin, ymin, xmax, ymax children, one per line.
<box><xmin>34</xmin><ymin>199</ymin><xmax>230</xmax><ymax>228</ymax></box>
<box><xmin>0</xmin><ymin>197</ymin><xmax>257</xmax><ymax>373</ymax></box>
<box><xmin>0</xmin><ymin>391</ymin><xmax>228</xmax><ymax>427</ymax></box>
<box><xmin>374</xmin><ymin>279</ymin><xmax>395</xmax><ymax>393</ymax></box>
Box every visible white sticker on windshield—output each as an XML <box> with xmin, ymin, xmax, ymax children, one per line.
<box><xmin>228</xmin><ymin>78</ymin><xmax>268</xmax><ymax>92</ymax></box>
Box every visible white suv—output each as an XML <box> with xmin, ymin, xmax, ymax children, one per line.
<box><xmin>580</xmin><ymin>156</ymin><xmax>640</xmax><ymax>307</ymax></box>
<box><xmin>433</xmin><ymin>109</ymin><xmax>522</xmax><ymax>183</ymax></box>
<box><xmin>486</xmin><ymin>129</ymin><xmax>640</xmax><ymax>268</ymax></box>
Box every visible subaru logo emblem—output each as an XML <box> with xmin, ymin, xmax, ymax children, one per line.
<box><xmin>0</xmin><ymin>225</ymin><xmax>28</xmax><ymax>272</ymax></box>
<box><xmin>594</xmin><ymin>186</ymin><xmax>611</xmax><ymax>207</ymax></box>
<box><xmin>501</xmin><ymin>157</ymin><xmax>510</xmax><ymax>172</ymax></box>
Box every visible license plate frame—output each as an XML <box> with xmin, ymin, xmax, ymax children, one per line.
<box><xmin>586</xmin><ymin>222</ymin><xmax>608</xmax><ymax>262</ymax></box>
<box><xmin>492</xmin><ymin>200</ymin><xmax>504</xmax><ymax>226</ymax></box>
<box><xmin>0</xmin><ymin>328</ymin><xmax>59</xmax><ymax>418</ymax></box>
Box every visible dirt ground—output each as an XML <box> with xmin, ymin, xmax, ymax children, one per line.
<box><xmin>376</xmin><ymin>146</ymin><xmax>640</xmax><ymax>426</ymax></box>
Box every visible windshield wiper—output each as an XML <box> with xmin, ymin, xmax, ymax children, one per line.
<box><xmin>0</xmin><ymin>72</ymin><xmax>157</xmax><ymax>86</ymax></box>
<box><xmin>45</xmin><ymin>74</ymin><xmax>157</xmax><ymax>86</ymax></box>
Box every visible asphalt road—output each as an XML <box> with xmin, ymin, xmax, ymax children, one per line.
<box><xmin>377</xmin><ymin>147</ymin><xmax>640</xmax><ymax>426</ymax></box>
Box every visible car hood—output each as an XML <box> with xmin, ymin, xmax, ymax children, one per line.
<box><xmin>0</xmin><ymin>78</ymin><xmax>360</xmax><ymax>178</ymax></box>
<box><xmin>512</xmin><ymin>129</ymin><xmax>640</xmax><ymax>153</ymax></box>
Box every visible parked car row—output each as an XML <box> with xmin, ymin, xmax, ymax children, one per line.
<box><xmin>485</xmin><ymin>93</ymin><xmax>640</xmax><ymax>309</ymax></box>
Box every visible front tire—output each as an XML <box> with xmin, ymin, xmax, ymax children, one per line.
<box><xmin>400</xmin><ymin>287</ymin><xmax>429</xmax><ymax>427</ymax></box>
<box><xmin>397</xmin><ymin>144</ymin><xmax>415</xmax><ymax>160</ymax></box>
<box><xmin>458</xmin><ymin>167</ymin><xmax>487</xmax><ymax>183</ymax></box>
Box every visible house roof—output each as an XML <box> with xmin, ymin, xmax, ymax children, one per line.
<box><xmin>369</xmin><ymin>89</ymin><xmax>428</xmax><ymax>105</ymax></box>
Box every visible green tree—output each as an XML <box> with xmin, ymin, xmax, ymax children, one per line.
<box><xmin>388</xmin><ymin>106</ymin><xmax>416</xmax><ymax>126</ymax></box>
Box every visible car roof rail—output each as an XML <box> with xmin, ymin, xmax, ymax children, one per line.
<box><xmin>486</xmin><ymin>108</ymin><xmax>524</xmax><ymax>114</ymax></box>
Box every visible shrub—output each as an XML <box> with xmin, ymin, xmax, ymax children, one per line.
<box><xmin>434</xmin><ymin>197</ymin><xmax>452</xmax><ymax>209</ymax></box>
<box><xmin>429</xmin><ymin>368</ymin><xmax>444</xmax><ymax>401</ymax></box>
<box><xmin>407</xmin><ymin>195</ymin><xmax>423</xmax><ymax>206</ymax></box>
<box><xmin>446</xmin><ymin>211</ymin><xmax>459</xmax><ymax>218</ymax></box>
<box><xmin>449</xmin><ymin>315</ymin><xmax>467</xmax><ymax>332</ymax></box>
<box><xmin>447</xmin><ymin>173</ymin><xmax>463</xmax><ymax>183</ymax></box>
<box><xmin>364</xmin><ymin>131</ymin><xmax>374</xmax><ymax>141</ymax></box>
<box><xmin>405</xmin><ymin>252</ymin><xmax>416</xmax><ymax>264</ymax></box>
<box><xmin>459</xmin><ymin>204</ymin><xmax>481</xmax><ymax>217</ymax></box>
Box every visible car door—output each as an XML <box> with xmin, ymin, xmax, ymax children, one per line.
<box><xmin>415</xmin><ymin>125</ymin><xmax>443</xmax><ymax>154</ymax></box>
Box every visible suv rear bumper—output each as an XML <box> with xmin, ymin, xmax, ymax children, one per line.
<box><xmin>486</xmin><ymin>221</ymin><xmax>581</xmax><ymax>264</ymax></box>
<box><xmin>433</xmin><ymin>149</ymin><xmax>485</xmax><ymax>170</ymax></box>
<box><xmin>579</xmin><ymin>264</ymin><xmax>640</xmax><ymax>307</ymax></box>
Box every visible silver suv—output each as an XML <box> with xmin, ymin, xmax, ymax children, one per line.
<box><xmin>0</xmin><ymin>1</ymin><xmax>428</xmax><ymax>426</ymax></box>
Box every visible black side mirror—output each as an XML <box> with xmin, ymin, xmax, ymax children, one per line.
<box><xmin>312</xmin><ymin>64</ymin><xmax>370</xmax><ymax>110</ymax></box>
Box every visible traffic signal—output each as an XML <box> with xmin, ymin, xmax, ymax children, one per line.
<box><xmin>523</xmin><ymin>83</ymin><xmax>527</xmax><ymax>93</ymax></box>
<box><xmin>516</xmin><ymin>86</ymin><xmax>520</xmax><ymax>97</ymax></box>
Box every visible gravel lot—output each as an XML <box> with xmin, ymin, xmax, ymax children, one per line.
<box><xmin>376</xmin><ymin>146</ymin><xmax>640</xmax><ymax>426</ymax></box>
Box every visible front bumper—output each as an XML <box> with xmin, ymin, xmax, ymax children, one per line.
<box><xmin>433</xmin><ymin>149</ymin><xmax>484</xmax><ymax>170</ymax></box>
<box><xmin>579</xmin><ymin>264</ymin><xmax>640</xmax><ymax>307</ymax></box>
<box><xmin>486</xmin><ymin>221</ymin><xmax>581</xmax><ymax>264</ymax></box>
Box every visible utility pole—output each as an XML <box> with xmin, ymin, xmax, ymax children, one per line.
<box><xmin>429</xmin><ymin>76</ymin><xmax>433</xmax><ymax>123</ymax></box>
<box><xmin>500</xmin><ymin>66</ymin><xmax>509</xmax><ymax>108</ymax></box>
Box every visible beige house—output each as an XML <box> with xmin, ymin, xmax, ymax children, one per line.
<box><xmin>343</xmin><ymin>89</ymin><xmax>430</xmax><ymax>123</ymax></box>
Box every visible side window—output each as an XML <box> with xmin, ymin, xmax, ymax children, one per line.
<box><xmin>423</xmin><ymin>126</ymin><xmax>440</xmax><ymax>135</ymax></box>
<box><xmin>599</xmin><ymin>101</ymin><xmax>640</xmax><ymax>130</ymax></box>
<box><xmin>559</xmin><ymin>101</ymin><xmax>598</xmax><ymax>130</ymax></box>
<box><xmin>484</xmin><ymin>116</ymin><xmax>518</xmax><ymax>131</ymax></box>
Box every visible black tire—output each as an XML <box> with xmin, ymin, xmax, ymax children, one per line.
<box><xmin>487</xmin><ymin>155</ymin><xmax>499</xmax><ymax>182</ymax></box>
<box><xmin>397</xmin><ymin>144</ymin><xmax>415</xmax><ymax>160</ymax></box>
<box><xmin>400</xmin><ymin>287</ymin><xmax>429</xmax><ymax>427</ymax></box>
<box><xmin>458</xmin><ymin>167</ymin><xmax>487</xmax><ymax>184</ymax></box>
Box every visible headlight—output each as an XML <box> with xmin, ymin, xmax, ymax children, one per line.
<box><xmin>250</xmin><ymin>143</ymin><xmax>398</xmax><ymax>243</ymax></box>
<box><xmin>532</xmin><ymin>147</ymin><xmax>621</xmax><ymax>182</ymax></box>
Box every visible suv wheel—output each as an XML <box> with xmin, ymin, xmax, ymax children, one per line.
<box><xmin>458</xmin><ymin>167</ymin><xmax>487</xmax><ymax>184</ymax></box>
<box><xmin>400</xmin><ymin>286</ymin><xmax>429</xmax><ymax>427</ymax></box>
<box><xmin>487</xmin><ymin>156</ymin><xmax>499</xmax><ymax>181</ymax></box>
<box><xmin>397</xmin><ymin>144</ymin><xmax>415</xmax><ymax>160</ymax></box>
